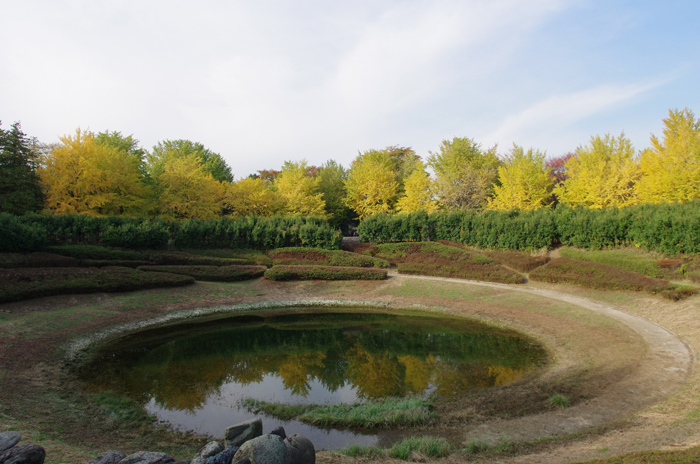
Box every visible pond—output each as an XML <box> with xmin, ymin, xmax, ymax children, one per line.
<box><xmin>78</xmin><ymin>307</ymin><xmax>547</xmax><ymax>449</ymax></box>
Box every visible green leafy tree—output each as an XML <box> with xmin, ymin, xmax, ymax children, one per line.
<box><xmin>635</xmin><ymin>108</ymin><xmax>700</xmax><ymax>203</ymax></box>
<box><xmin>427</xmin><ymin>137</ymin><xmax>500</xmax><ymax>210</ymax></box>
<box><xmin>396</xmin><ymin>160</ymin><xmax>438</xmax><ymax>213</ymax></box>
<box><xmin>0</xmin><ymin>121</ymin><xmax>44</xmax><ymax>214</ymax></box>
<box><xmin>274</xmin><ymin>160</ymin><xmax>326</xmax><ymax>216</ymax></box>
<box><xmin>345</xmin><ymin>149</ymin><xmax>398</xmax><ymax>219</ymax></box>
<box><xmin>489</xmin><ymin>145</ymin><xmax>552</xmax><ymax>211</ymax></box>
<box><xmin>148</xmin><ymin>139</ymin><xmax>233</xmax><ymax>183</ymax></box>
<box><xmin>317</xmin><ymin>160</ymin><xmax>353</xmax><ymax>228</ymax></box>
<box><xmin>554</xmin><ymin>133</ymin><xmax>641</xmax><ymax>209</ymax></box>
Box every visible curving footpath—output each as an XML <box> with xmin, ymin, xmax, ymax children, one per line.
<box><xmin>391</xmin><ymin>272</ymin><xmax>694</xmax><ymax>446</ymax></box>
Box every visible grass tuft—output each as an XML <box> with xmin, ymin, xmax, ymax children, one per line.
<box><xmin>137</xmin><ymin>265</ymin><xmax>266</xmax><ymax>282</ymax></box>
<box><xmin>387</xmin><ymin>436</ymin><xmax>453</xmax><ymax>460</ymax></box>
<box><xmin>337</xmin><ymin>443</ymin><xmax>383</xmax><ymax>458</ymax></box>
<box><xmin>548</xmin><ymin>394</ymin><xmax>571</xmax><ymax>408</ymax></box>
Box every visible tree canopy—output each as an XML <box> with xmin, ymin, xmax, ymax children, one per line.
<box><xmin>489</xmin><ymin>145</ymin><xmax>552</xmax><ymax>211</ymax></box>
<box><xmin>0</xmin><ymin>121</ymin><xmax>44</xmax><ymax>214</ymax></box>
<box><xmin>554</xmin><ymin>133</ymin><xmax>640</xmax><ymax>209</ymax></box>
<box><xmin>427</xmin><ymin>137</ymin><xmax>500</xmax><ymax>210</ymax></box>
<box><xmin>635</xmin><ymin>108</ymin><xmax>700</xmax><ymax>203</ymax></box>
<box><xmin>345</xmin><ymin>149</ymin><xmax>398</xmax><ymax>219</ymax></box>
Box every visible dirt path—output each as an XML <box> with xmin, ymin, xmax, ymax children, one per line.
<box><xmin>390</xmin><ymin>272</ymin><xmax>693</xmax><ymax>447</ymax></box>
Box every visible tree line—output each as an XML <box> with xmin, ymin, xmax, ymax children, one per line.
<box><xmin>1</xmin><ymin>108</ymin><xmax>698</xmax><ymax>230</ymax></box>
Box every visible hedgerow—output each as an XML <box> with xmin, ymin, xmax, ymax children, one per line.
<box><xmin>264</xmin><ymin>265</ymin><xmax>388</xmax><ymax>281</ymax></box>
<box><xmin>0</xmin><ymin>214</ymin><xmax>342</xmax><ymax>251</ymax></box>
<box><xmin>357</xmin><ymin>201</ymin><xmax>700</xmax><ymax>254</ymax></box>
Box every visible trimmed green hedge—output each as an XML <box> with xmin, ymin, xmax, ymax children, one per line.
<box><xmin>137</xmin><ymin>265</ymin><xmax>266</xmax><ymax>282</ymax></box>
<box><xmin>264</xmin><ymin>265</ymin><xmax>388</xmax><ymax>281</ymax></box>
<box><xmin>0</xmin><ymin>213</ymin><xmax>342</xmax><ymax>251</ymax></box>
<box><xmin>0</xmin><ymin>267</ymin><xmax>194</xmax><ymax>303</ymax></box>
<box><xmin>357</xmin><ymin>202</ymin><xmax>700</xmax><ymax>254</ymax></box>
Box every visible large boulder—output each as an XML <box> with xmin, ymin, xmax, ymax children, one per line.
<box><xmin>87</xmin><ymin>451</ymin><xmax>127</xmax><ymax>464</ymax></box>
<box><xmin>117</xmin><ymin>451</ymin><xmax>175</xmax><ymax>464</ymax></box>
<box><xmin>283</xmin><ymin>434</ymin><xmax>314</xmax><ymax>464</ymax></box>
<box><xmin>224</xmin><ymin>418</ymin><xmax>262</xmax><ymax>448</ymax></box>
<box><xmin>0</xmin><ymin>444</ymin><xmax>45</xmax><ymax>464</ymax></box>
<box><xmin>233</xmin><ymin>435</ymin><xmax>286</xmax><ymax>464</ymax></box>
<box><xmin>0</xmin><ymin>433</ymin><xmax>21</xmax><ymax>453</ymax></box>
<box><xmin>192</xmin><ymin>442</ymin><xmax>224</xmax><ymax>464</ymax></box>
<box><xmin>203</xmin><ymin>447</ymin><xmax>238</xmax><ymax>464</ymax></box>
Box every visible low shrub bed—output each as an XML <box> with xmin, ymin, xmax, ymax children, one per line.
<box><xmin>264</xmin><ymin>265</ymin><xmax>387</xmax><ymax>281</ymax></box>
<box><xmin>0</xmin><ymin>267</ymin><xmax>194</xmax><ymax>303</ymax></box>
<box><xmin>437</xmin><ymin>240</ymin><xmax>550</xmax><ymax>273</ymax></box>
<box><xmin>559</xmin><ymin>247</ymin><xmax>671</xmax><ymax>279</ymax></box>
<box><xmin>529</xmin><ymin>258</ymin><xmax>672</xmax><ymax>294</ymax></box>
<box><xmin>0</xmin><ymin>252</ymin><xmax>81</xmax><ymax>268</ymax></box>
<box><xmin>137</xmin><ymin>265</ymin><xmax>267</xmax><ymax>282</ymax></box>
<box><xmin>267</xmin><ymin>247</ymin><xmax>389</xmax><ymax>268</ymax></box>
<box><xmin>182</xmin><ymin>248</ymin><xmax>273</xmax><ymax>267</ymax></box>
<box><xmin>398</xmin><ymin>262</ymin><xmax>525</xmax><ymax>284</ymax></box>
<box><xmin>46</xmin><ymin>245</ymin><xmax>144</xmax><ymax>261</ymax></box>
<box><xmin>145</xmin><ymin>252</ymin><xmax>251</xmax><ymax>266</ymax></box>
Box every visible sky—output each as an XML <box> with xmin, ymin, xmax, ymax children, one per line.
<box><xmin>2</xmin><ymin>0</ymin><xmax>698</xmax><ymax>178</ymax></box>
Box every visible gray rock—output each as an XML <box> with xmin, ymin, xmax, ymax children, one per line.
<box><xmin>283</xmin><ymin>434</ymin><xmax>314</xmax><ymax>464</ymax></box>
<box><xmin>233</xmin><ymin>435</ymin><xmax>286</xmax><ymax>464</ymax></box>
<box><xmin>0</xmin><ymin>444</ymin><xmax>45</xmax><ymax>464</ymax></box>
<box><xmin>192</xmin><ymin>442</ymin><xmax>224</xmax><ymax>464</ymax></box>
<box><xmin>87</xmin><ymin>450</ymin><xmax>126</xmax><ymax>464</ymax></box>
<box><xmin>203</xmin><ymin>447</ymin><xmax>237</xmax><ymax>464</ymax></box>
<box><xmin>117</xmin><ymin>451</ymin><xmax>175</xmax><ymax>464</ymax></box>
<box><xmin>0</xmin><ymin>433</ymin><xmax>21</xmax><ymax>453</ymax></box>
<box><xmin>224</xmin><ymin>418</ymin><xmax>263</xmax><ymax>448</ymax></box>
<box><xmin>269</xmin><ymin>428</ymin><xmax>285</xmax><ymax>440</ymax></box>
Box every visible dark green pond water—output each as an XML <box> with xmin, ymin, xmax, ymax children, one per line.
<box><xmin>79</xmin><ymin>307</ymin><xmax>546</xmax><ymax>449</ymax></box>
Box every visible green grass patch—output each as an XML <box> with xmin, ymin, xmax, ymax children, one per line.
<box><xmin>242</xmin><ymin>397</ymin><xmax>434</xmax><ymax>429</ymax></box>
<box><xmin>388</xmin><ymin>436</ymin><xmax>453</xmax><ymax>459</ymax></box>
<box><xmin>559</xmin><ymin>247</ymin><xmax>671</xmax><ymax>279</ymax></box>
<box><xmin>437</xmin><ymin>240</ymin><xmax>550</xmax><ymax>273</ymax></box>
<box><xmin>574</xmin><ymin>445</ymin><xmax>700</xmax><ymax>463</ymax></box>
<box><xmin>267</xmin><ymin>247</ymin><xmax>389</xmax><ymax>268</ymax></box>
<box><xmin>46</xmin><ymin>245</ymin><xmax>144</xmax><ymax>260</ymax></box>
<box><xmin>0</xmin><ymin>251</ymin><xmax>82</xmax><ymax>268</ymax></box>
<box><xmin>0</xmin><ymin>267</ymin><xmax>194</xmax><ymax>303</ymax></box>
<box><xmin>264</xmin><ymin>265</ymin><xmax>387</xmax><ymax>281</ymax></box>
<box><xmin>137</xmin><ymin>265</ymin><xmax>266</xmax><ymax>282</ymax></box>
<box><xmin>93</xmin><ymin>391</ymin><xmax>155</xmax><ymax>424</ymax></box>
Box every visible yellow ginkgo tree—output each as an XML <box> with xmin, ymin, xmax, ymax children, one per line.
<box><xmin>395</xmin><ymin>160</ymin><xmax>439</xmax><ymax>213</ymax></box>
<box><xmin>40</xmin><ymin>129</ymin><xmax>149</xmax><ymax>216</ymax></box>
<box><xmin>635</xmin><ymin>108</ymin><xmax>700</xmax><ymax>204</ymax></box>
<box><xmin>345</xmin><ymin>149</ymin><xmax>398</xmax><ymax>219</ymax></box>
<box><xmin>273</xmin><ymin>160</ymin><xmax>326</xmax><ymax>216</ymax></box>
<box><xmin>489</xmin><ymin>145</ymin><xmax>552</xmax><ymax>211</ymax></box>
<box><xmin>554</xmin><ymin>133</ymin><xmax>641</xmax><ymax>209</ymax></box>
<box><xmin>156</xmin><ymin>154</ymin><xmax>225</xmax><ymax>219</ymax></box>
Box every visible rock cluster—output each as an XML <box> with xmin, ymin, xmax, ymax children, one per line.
<box><xmin>0</xmin><ymin>419</ymin><xmax>315</xmax><ymax>464</ymax></box>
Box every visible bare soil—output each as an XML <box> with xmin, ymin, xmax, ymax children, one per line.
<box><xmin>1</xmin><ymin>274</ymin><xmax>698</xmax><ymax>464</ymax></box>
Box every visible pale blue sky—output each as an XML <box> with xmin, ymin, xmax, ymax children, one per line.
<box><xmin>1</xmin><ymin>1</ymin><xmax>698</xmax><ymax>177</ymax></box>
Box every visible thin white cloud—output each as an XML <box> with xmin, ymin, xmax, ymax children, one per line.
<box><xmin>481</xmin><ymin>80</ymin><xmax>665</xmax><ymax>151</ymax></box>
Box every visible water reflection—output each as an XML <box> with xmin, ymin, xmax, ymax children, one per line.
<box><xmin>80</xmin><ymin>308</ymin><xmax>546</xmax><ymax>448</ymax></box>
